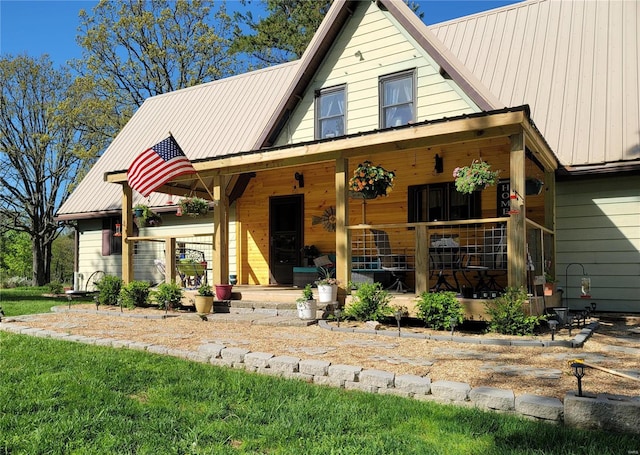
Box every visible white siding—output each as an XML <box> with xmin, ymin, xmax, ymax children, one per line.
<box><xmin>556</xmin><ymin>176</ymin><xmax>640</xmax><ymax>312</ymax></box>
<box><xmin>274</xmin><ymin>1</ymin><xmax>478</xmax><ymax>146</ymax></box>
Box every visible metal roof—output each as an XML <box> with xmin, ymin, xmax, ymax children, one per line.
<box><xmin>429</xmin><ymin>0</ymin><xmax>640</xmax><ymax>168</ymax></box>
<box><xmin>57</xmin><ymin>62</ymin><xmax>299</xmax><ymax>218</ymax></box>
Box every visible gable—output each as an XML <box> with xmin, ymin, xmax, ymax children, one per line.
<box><xmin>273</xmin><ymin>1</ymin><xmax>481</xmax><ymax>146</ymax></box>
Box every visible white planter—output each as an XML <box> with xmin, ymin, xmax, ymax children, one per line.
<box><xmin>317</xmin><ymin>284</ymin><xmax>338</xmax><ymax>303</ymax></box>
<box><xmin>296</xmin><ymin>299</ymin><xmax>317</xmax><ymax>319</ymax></box>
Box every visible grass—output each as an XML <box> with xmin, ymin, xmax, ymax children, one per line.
<box><xmin>1</xmin><ymin>286</ymin><xmax>93</xmax><ymax>316</ymax></box>
<box><xmin>1</xmin><ymin>288</ymin><xmax>639</xmax><ymax>454</ymax></box>
<box><xmin>2</xmin><ymin>334</ymin><xmax>639</xmax><ymax>454</ymax></box>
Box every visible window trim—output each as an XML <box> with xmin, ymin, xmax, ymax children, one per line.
<box><xmin>314</xmin><ymin>84</ymin><xmax>346</xmax><ymax>140</ymax></box>
<box><xmin>379</xmin><ymin>69</ymin><xmax>416</xmax><ymax>129</ymax></box>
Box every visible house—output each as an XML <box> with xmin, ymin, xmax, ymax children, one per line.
<box><xmin>56</xmin><ymin>0</ymin><xmax>639</xmax><ymax>314</ymax></box>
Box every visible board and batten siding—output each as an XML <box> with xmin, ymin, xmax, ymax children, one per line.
<box><xmin>555</xmin><ymin>176</ymin><xmax>640</xmax><ymax>312</ymax></box>
<box><xmin>273</xmin><ymin>1</ymin><xmax>479</xmax><ymax>147</ymax></box>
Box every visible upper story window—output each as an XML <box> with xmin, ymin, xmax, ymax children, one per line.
<box><xmin>380</xmin><ymin>70</ymin><xmax>415</xmax><ymax>128</ymax></box>
<box><xmin>408</xmin><ymin>183</ymin><xmax>481</xmax><ymax>222</ymax></box>
<box><xmin>315</xmin><ymin>85</ymin><xmax>345</xmax><ymax>139</ymax></box>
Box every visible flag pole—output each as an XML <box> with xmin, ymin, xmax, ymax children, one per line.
<box><xmin>168</xmin><ymin>132</ymin><xmax>216</xmax><ymax>202</ymax></box>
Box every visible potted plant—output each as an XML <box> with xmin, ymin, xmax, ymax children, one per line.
<box><xmin>215</xmin><ymin>283</ymin><xmax>233</xmax><ymax>300</ymax></box>
<box><xmin>296</xmin><ymin>284</ymin><xmax>317</xmax><ymax>319</ymax></box>
<box><xmin>315</xmin><ymin>267</ymin><xmax>339</xmax><ymax>304</ymax></box>
<box><xmin>348</xmin><ymin>160</ymin><xmax>395</xmax><ymax>199</ymax></box>
<box><xmin>453</xmin><ymin>160</ymin><xmax>499</xmax><ymax>194</ymax></box>
<box><xmin>178</xmin><ymin>197</ymin><xmax>209</xmax><ymax>217</ymax></box>
<box><xmin>132</xmin><ymin>204</ymin><xmax>162</xmax><ymax>227</ymax></box>
<box><xmin>544</xmin><ymin>272</ymin><xmax>558</xmax><ymax>296</ymax></box>
<box><xmin>195</xmin><ymin>283</ymin><xmax>214</xmax><ymax>314</ymax></box>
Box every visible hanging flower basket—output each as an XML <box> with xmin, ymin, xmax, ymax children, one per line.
<box><xmin>348</xmin><ymin>161</ymin><xmax>395</xmax><ymax>199</ymax></box>
<box><xmin>453</xmin><ymin>160</ymin><xmax>499</xmax><ymax>194</ymax></box>
<box><xmin>178</xmin><ymin>197</ymin><xmax>209</xmax><ymax>217</ymax></box>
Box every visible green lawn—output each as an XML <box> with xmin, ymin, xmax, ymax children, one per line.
<box><xmin>1</xmin><ymin>286</ymin><xmax>92</xmax><ymax>316</ymax></box>
<box><xmin>1</xmin><ymin>333</ymin><xmax>638</xmax><ymax>454</ymax></box>
<box><xmin>1</xmin><ymin>288</ymin><xmax>638</xmax><ymax>454</ymax></box>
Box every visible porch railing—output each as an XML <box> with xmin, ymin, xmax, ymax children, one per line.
<box><xmin>347</xmin><ymin>217</ymin><xmax>554</xmax><ymax>297</ymax></box>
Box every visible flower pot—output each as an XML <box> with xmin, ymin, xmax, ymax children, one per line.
<box><xmin>317</xmin><ymin>284</ymin><xmax>338</xmax><ymax>303</ymax></box>
<box><xmin>215</xmin><ymin>284</ymin><xmax>233</xmax><ymax>300</ymax></box>
<box><xmin>544</xmin><ymin>282</ymin><xmax>556</xmax><ymax>296</ymax></box>
<box><xmin>194</xmin><ymin>295</ymin><xmax>214</xmax><ymax>314</ymax></box>
<box><xmin>296</xmin><ymin>299</ymin><xmax>317</xmax><ymax>319</ymax></box>
<box><xmin>133</xmin><ymin>208</ymin><xmax>144</xmax><ymax>218</ymax></box>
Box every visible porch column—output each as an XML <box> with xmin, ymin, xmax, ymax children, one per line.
<box><xmin>544</xmin><ymin>169</ymin><xmax>557</xmax><ymax>279</ymax></box>
<box><xmin>508</xmin><ymin>132</ymin><xmax>526</xmax><ymax>289</ymax></box>
<box><xmin>121</xmin><ymin>184</ymin><xmax>134</xmax><ymax>284</ymax></box>
<box><xmin>164</xmin><ymin>237</ymin><xmax>176</xmax><ymax>284</ymax></box>
<box><xmin>335</xmin><ymin>158</ymin><xmax>350</xmax><ymax>303</ymax></box>
<box><xmin>212</xmin><ymin>175</ymin><xmax>229</xmax><ymax>285</ymax></box>
<box><xmin>415</xmin><ymin>225</ymin><xmax>429</xmax><ymax>294</ymax></box>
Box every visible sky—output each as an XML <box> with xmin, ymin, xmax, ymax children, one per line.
<box><xmin>0</xmin><ymin>0</ymin><xmax>522</xmax><ymax>67</ymax></box>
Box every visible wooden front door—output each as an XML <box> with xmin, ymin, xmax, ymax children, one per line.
<box><xmin>269</xmin><ymin>195</ymin><xmax>303</xmax><ymax>285</ymax></box>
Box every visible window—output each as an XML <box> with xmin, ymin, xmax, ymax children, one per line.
<box><xmin>102</xmin><ymin>217</ymin><xmax>122</xmax><ymax>256</ymax></box>
<box><xmin>408</xmin><ymin>183</ymin><xmax>481</xmax><ymax>222</ymax></box>
<box><xmin>380</xmin><ymin>70</ymin><xmax>415</xmax><ymax>128</ymax></box>
<box><xmin>315</xmin><ymin>85</ymin><xmax>345</xmax><ymax>139</ymax></box>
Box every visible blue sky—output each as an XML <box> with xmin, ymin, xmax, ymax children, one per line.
<box><xmin>1</xmin><ymin>0</ymin><xmax>521</xmax><ymax>67</ymax></box>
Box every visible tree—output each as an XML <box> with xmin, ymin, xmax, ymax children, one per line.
<box><xmin>232</xmin><ymin>0</ymin><xmax>331</xmax><ymax>67</ymax></box>
<box><xmin>75</xmin><ymin>0</ymin><xmax>238</xmax><ymax>114</ymax></box>
<box><xmin>0</xmin><ymin>55</ymin><xmax>110</xmax><ymax>285</ymax></box>
<box><xmin>232</xmin><ymin>0</ymin><xmax>423</xmax><ymax>68</ymax></box>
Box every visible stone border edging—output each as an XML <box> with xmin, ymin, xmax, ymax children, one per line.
<box><xmin>318</xmin><ymin>319</ymin><xmax>599</xmax><ymax>348</ymax></box>
<box><xmin>1</xmin><ymin>312</ymin><xmax>637</xmax><ymax>434</ymax></box>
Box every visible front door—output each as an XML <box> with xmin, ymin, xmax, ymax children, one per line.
<box><xmin>269</xmin><ymin>195</ymin><xmax>303</xmax><ymax>285</ymax></box>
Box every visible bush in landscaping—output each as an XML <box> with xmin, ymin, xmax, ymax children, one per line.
<box><xmin>46</xmin><ymin>281</ymin><xmax>64</xmax><ymax>295</ymax></box>
<box><xmin>119</xmin><ymin>280</ymin><xmax>151</xmax><ymax>308</ymax></box>
<box><xmin>95</xmin><ymin>275</ymin><xmax>123</xmax><ymax>306</ymax></box>
<box><xmin>1</xmin><ymin>276</ymin><xmax>31</xmax><ymax>289</ymax></box>
<box><xmin>152</xmin><ymin>282</ymin><xmax>184</xmax><ymax>310</ymax></box>
<box><xmin>344</xmin><ymin>282</ymin><xmax>392</xmax><ymax>321</ymax></box>
<box><xmin>415</xmin><ymin>291</ymin><xmax>464</xmax><ymax>331</ymax></box>
<box><xmin>485</xmin><ymin>286</ymin><xmax>545</xmax><ymax>335</ymax></box>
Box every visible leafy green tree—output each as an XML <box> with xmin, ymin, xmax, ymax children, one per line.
<box><xmin>51</xmin><ymin>230</ymin><xmax>75</xmax><ymax>284</ymax></box>
<box><xmin>75</xmin><ymin>0</ymin><xmax>238</xmax><ymax>114</ymax></box>
<box><xmin>232</xmin><ymin>0</ymin><xmax>331</xmax><ymax>67</ymax></box>
<box><xmin>232</xmin><ymin>0</ymin><xmax>423</xmax><ymax>68</ymax></box>
<box><xmin>0</xmin><ymin>55</ymin><xmax>113</xmax><ymax>285</ymax></box>
<box><xmin>0</xmin><ymin>230</ymin><xmax>32</xmax><ymax>280</ymax></box>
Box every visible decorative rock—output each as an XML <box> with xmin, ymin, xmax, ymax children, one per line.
<box><xmin>469</xmin><ymin>386</ymin><xmax>515</xmax><ymax>411</ymax></box>
<box><xmin>516</xmin><ymin>394</ymin><xmax>564</xmax><ymax>421</ymax></box>
<box><xmin>359</xmin><ymin>369</ymin><xmax>395</xmax><ymax>388</ymax></box>
<box><xmin>221</xmin><ymin>347</ymin><xmax>250</xmax><ymax>363</ymax></box>
<box><xmin>198</xmin><ymin>343</ymin><xmax>226</xmax><ymax>358</ymax></box>
<box><xmin>564</xmin><ymin>393</ymin><xmax>640</xmax><ymax>434</ymax></box>
<box><xmin>431</xmin><ymin>380</ymin><xmax>471</xmax><ymax>402</ymax></box>
<box><xmin>244</xmin><ymin>352</ymin><xmax>274</xmax><ymax>369</ymax></box>
<box><xmin>299</xmin><ymin>359</ymin><xmax>331</xmax><ymax>376</ymax></box>
<box><xmin>328</xmin><ymin>364</ymin><xmax>362</xmax><ymax>382</ymax></box>
<box><xmin>365</xmin><ymin>321</ymin><xmax>382</xmax><ymax>330</ymax></box>
<box><xmin>394</xmin><ymin>374</ymin><xmax>431</xmax><ymax>395</ymax></box>
<box><xmin>268</xmin><ymin>355</ymin><xmax>300</xmax><ymax>373</ymax></box>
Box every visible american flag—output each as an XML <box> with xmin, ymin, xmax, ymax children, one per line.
<box><xmin>127</xmin><ymin>136</ymin><xmax>196</xmax><ymax>197</ymax></box>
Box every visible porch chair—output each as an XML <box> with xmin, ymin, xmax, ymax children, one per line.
<box><xmin>465</xmin><ymin>224</ymin><xmax>506</xmax><ymax>292</ymax></box>
<box><xmin>429</xmin><ymin>234</ymin><xmax>462</xmax><ymax>292</ymax></box>
<box><xmin>370</xmin><ymin>229</ymin><xmax>413</xmax><ymax>292</ymax></box>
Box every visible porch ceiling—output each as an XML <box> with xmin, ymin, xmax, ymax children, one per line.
<box><xmin>104</xmin><ymin>107</ymin><xmax>557</xmax><ymax>199</ymax></box>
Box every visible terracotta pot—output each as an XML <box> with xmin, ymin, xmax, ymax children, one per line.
<box><xmin>215</xmin><ymin>284</ymin><xmax>233</xmax><ymax>300</ymax></box>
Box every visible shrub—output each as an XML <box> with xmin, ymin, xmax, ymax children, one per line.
<box><xmin>152</xmin><ymin>282</ymin><xmax>184</xmax><ymax>310</ymax></box>
<box><xmin>46</xmin><ymin>281</ymin><xmax>64</xmax><ymax>295</ymax></box>
<box><xmin>344</xmin><ymin>282</ymin><xmax>392</xmax><ymax>321</ymax></box>
<box><xmin>485</xmin><ymin>287</ymin><xmax>545</xmax><ymax>336</ymax></box>
<box><xmin>415</xmin><ymin>291</ymin><xmax>464</xmax><ymax>330</ymax></box>
<box><xmin>119</xmin><ymin>280</ymin><xmax>151</xmax><ymax>309</ymax></box>
<box><xmin>2</xmin><ymin>276</ymin><xmax>31</xmax><ymax>288</ymax></box>
<box><xmin>95</xmin><ymin>275</ymin><xmax>123</xmax><ymax>306</ymax></box>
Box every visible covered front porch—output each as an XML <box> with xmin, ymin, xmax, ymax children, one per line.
<box><xmin>106</xmin><ymin>107</ymin><xmax>559</xmax><ymax>316</ymax></box>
